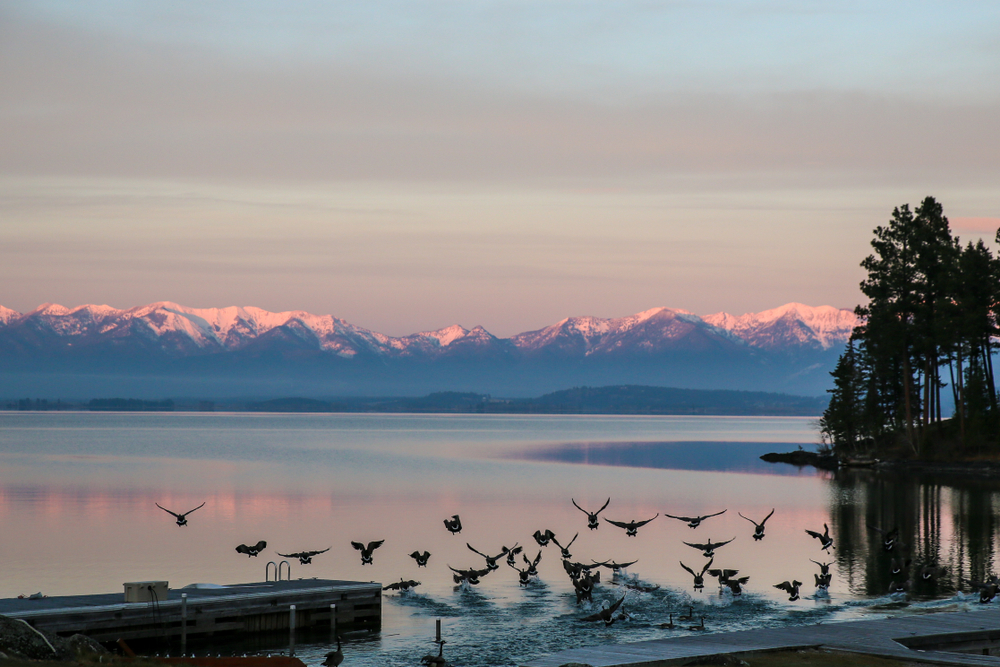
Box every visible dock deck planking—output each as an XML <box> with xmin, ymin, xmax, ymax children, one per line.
<box><xmin>522</xmin><ymin>607</ymin><xmax>1000</xmax><ymax>667</ymax></box>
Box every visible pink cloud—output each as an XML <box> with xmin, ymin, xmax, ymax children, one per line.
<box><xmin>952</xmin><ymin>217</ymin><xmax>1000</xmax><ymax>233</ymax></box>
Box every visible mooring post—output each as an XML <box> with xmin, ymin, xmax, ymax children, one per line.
<box><xmin>180</xmin><ymin>593</ymin><xmax>187</xmax><ymax>656</ymax></box>
<box><xmin>289</xmin><ymin>604</ymin><xmax>296</xmax><ymax>657</ymax></box>
<box><xmin>330</xmin><ymin>603</ymin><xmax>337</xmax><ymax>636</ymax></box>
<box><xmin>436</xmin><ymin>618</ymin><xmax>441</xmax><ymax>643</ymax></box>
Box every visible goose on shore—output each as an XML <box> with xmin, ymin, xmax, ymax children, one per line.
<box><xmin>573</xmin><ymin>497</ymin><xmax>611</xmax><ymax>530</ymax></box>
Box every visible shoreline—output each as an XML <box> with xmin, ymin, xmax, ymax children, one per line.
<box><xmin>762</xmin><ymin>450</ymin><xmax>1000</xmax><ymax>480</ymax></box>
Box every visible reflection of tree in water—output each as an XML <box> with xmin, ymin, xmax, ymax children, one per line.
<box><xmin>828</xmin><ymin>470</ymin><xmax>998</xmax><ymax>598</ymax></box>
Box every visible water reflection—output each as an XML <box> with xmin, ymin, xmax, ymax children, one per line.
<box><xmin>829</xmin><ymin>468</ymin><xmax>1000</xmax><ymax>601</ymax></box>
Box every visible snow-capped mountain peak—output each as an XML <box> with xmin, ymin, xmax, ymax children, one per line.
<box><xmin>703</xmin><ymin>303</ymin><xmax>858</xmax><ymax>350</ymax></box>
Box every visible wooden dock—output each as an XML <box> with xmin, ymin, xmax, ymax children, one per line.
<box><xmin>0</xmin><ymin>579</ymin><xmax>381</xmax><ymax>646</ymax></box>
<box><xmin>522</xmin><ymin>607</ymin><xmax>1000</xmax><ymax>666</ymax></box>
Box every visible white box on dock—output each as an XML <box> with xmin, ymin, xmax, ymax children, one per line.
<box><xmin>123</xmin><ymin>581</ymin><xmax>168</xmax><ymax>602</ymax></box>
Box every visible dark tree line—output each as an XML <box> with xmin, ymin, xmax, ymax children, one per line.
<box><xmin>821</xmin><ymin>197</ymin><xmax>1000</xmax><ymax>458</ymax></box>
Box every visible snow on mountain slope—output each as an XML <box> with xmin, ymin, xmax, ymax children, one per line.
<box><xmin>0</xmin><ymin>306</ymin><xmax>22</xmax><ymax>326</ymax></box>
<box><xmin>0</xmin><ymin>301</ymin><xmax>856</xmax><ymax>358</ymax></box>
<box><xmin>703</xmin><ymin>303</ymin><xmax>858</xmax><ymax>350</ymax></box>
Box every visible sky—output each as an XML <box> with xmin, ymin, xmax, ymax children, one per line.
<box><xmin>2</xmin><ymin>1</ymin><xmax>999</xmax><ymax>337</ymax></box>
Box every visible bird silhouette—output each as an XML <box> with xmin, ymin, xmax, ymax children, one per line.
<box><xmin>682</xmin><ymin>537</ymin><xmax>735</xmax><ymax>558</ymax></box>
<box><xmin>276</xmin><ymin>547</ymin><xmax>330</xmax><ymax>565</ymax></box>
<box><xmin>420</xmin><ymin>639</ymin><xmax>447</xmax><ymax>667</ymax></box>
<box><xmin>234</xmin><ymin>540</ymin><xmax>267</xmax><ymax>557</ymax></box>
<box><xmin>467</xmin><ymin>543</ymin><xmax>506</xmax><ymax>571</ymax></box>
<box><xmin>774</xmin><ymin>580</ymin><xmax>802</xmax><ymax>601</ymax></box>
<box><xmin>532</xmin><ymin>529</ymin><xmax>556</xmax><ymax>547</ymax></box>
<box><xmin>686</xmin><ymin>615</ymin><xmax>707</xmax><ymax>631</ymax></box>
<box><xmin>658</xmin><ymin>613</ymin><xmax>675</xmax><ymax>629</ymax></box>
<box><xmin>523</xmin><ymin>550</ymin><xmax>542</xmax><ymax>576</ymax></box>
<box><xmin>664</xmin><ymin>509</ymin><xmax>726</xmax><ymax>529</ymax></box>
<box><xmin>443</xmin><ymin>515</ymin><xmax>462</xmax><ymax>534</ymax></box>
<box><xmin>680</xmin><ymin>558</ymin><xmax>713</xmax><ymax>590</ymax></box>
<box><xmin>156</xmin><ymin>502</ymin><xmax>205</xmax><ymax>527</ymax></box>
<box><xmin>409</xmin><ymin>551</ymin><xmax>431</xmax><ymax>567</ymax></box>
<box><xmin>551</xmin><ymin>532</ymin><xmax>579</xmax><ymax>559</ymax></box>
<box><xmin>322</xmin><ymin>636</ymin><xmax>343</xmax><ymax>667</ymax></box>
<box><xmin>738</xmin><ymin>509</ymin><xmax>775</xmax><ymax>541</ymax></box>
<box><xmin>593</xmin><ymin>559</ymin><xmax>638</xmax><ymax>576</ymax></box>
<box><xmin>604</xmin><ymin>514</ymin><xmax>658</xmax><ymax>537</ymax></box>
<box><xmin>805</xmin><ymin>524</ymin><xmax>834</xmax><ymax>551</ymax></box>
<box><xmin>867</xmin><ymin>524</ymin><xmax>900</xmax><ymax>552</ymax></box>
<box><xmin>724</xmin><ymin>577</ymin><xmax>750</xmax><ymax>595</ymax></box>
<box><xmin>508</xmin><ymin>560</ymin><xmax>532</xmax><ymax>586</ymax></box>
<box><xmin>503</xmin><ymin>543</ymin><xmax>523</xmax><ymax>566</ymax></box>
<box><xmin>707</xmin><ymin>566</ymin><xmax>739</xmax><ymax>586</ymax></box>
<box><xmin>382</xmin><ymin>578</ymin><xmax>421</xmax><ymax>592</ymax></box>
<box><xmin>572</xmin><ymin>497</ymin><xmax>611</xmax><ymax>530</ymax></box>
<box><xmin>449</xmin><ymin>565</ymin><xmax>491</xmax><ymax>586</ymax></box>
<box><xmin>579</xmin><ymin>594</ymin><xmax>627</xmax><ymax>626</ymax></box>
<box><xmin>351</xmin><ymin>540</ymin><xmax>384</xmax><ymax>565</ymax></box>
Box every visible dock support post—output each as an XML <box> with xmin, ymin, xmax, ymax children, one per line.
<box><xmin>436</xmin><ymin>619</ymin><xmax>441</xmax><ymax>643</ymax></box>
<box><xmin>180</xmin><ymin>593</ymin><xmax>187</xmax><ymax>656</ymax></box>
<box><xmin>330</xmin><ymin>604</ymin><xmax>337</xmax><ymax>636</ymax></box>
<box><xmin>289</xmin><ymin>604</ymin><xmax>296</xmax><ymax>657</ymax></box>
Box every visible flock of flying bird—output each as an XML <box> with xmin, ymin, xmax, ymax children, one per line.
<box><xmin>155</xmin><ymin>497</ymin><xmax>967</xmax><ymax>666</ymax></box>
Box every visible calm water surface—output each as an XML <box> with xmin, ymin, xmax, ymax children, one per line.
<box><xmin>0</xmin><ymin>413</ymin><xmax>996</xmax><ymax>666</ymax></box>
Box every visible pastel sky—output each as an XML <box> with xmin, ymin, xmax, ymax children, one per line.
<box><xmin>2</xmin><ymin>1</ymin><xmax>999</xmax><ymax>336</ymax></box>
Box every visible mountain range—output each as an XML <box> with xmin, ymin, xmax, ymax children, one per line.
<box><xmin>0</xmin><ymin>301</ymin><xmax>858</xmax><ymax>398</ymax></box>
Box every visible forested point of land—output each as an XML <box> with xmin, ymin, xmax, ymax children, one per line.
<box><xmin>247</xmin><ymin>385</ymin><xmax>827</xmax><ymax>416</ymax></box>
<box><xmin>821</xmin><ymin>196</ymin><xmax>1000</xmax><ymax>460</ymax></box>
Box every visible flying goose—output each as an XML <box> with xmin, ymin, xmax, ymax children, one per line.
<box><xmin>276</xmin><ymin>547</ymin><xmax>330</xmax><ymax>565</ymax></box>
<box><xmin>156</xmin><ymin>502</ymin><xmax>206</xmax><ymax>527</ymax></box>
<box><xmin>573</xmin><ymin>497</ymin><xmax>611</xmax><ymax>530</ymax></box>
<box><xmin>867</xmin><ymin>524</ymin><xmax>900</xmax><ymax>552</ymax></box>
<box><xmin>805</xmin><ymin>524</ymin><xmax>834</xmax><ymax>551</ymax></box>
<box><xmin>573</xmin><ymin>571</ymin><xmax>597</xmax><ymax>603</ymax></box>
<box><xmin>724</xmin><ymin>576</ymin><xmax>750</xmax><ymax>595</ymax></box>
<box><xmin>682</xmin><ymin>537</ymin><xmax>735</xmax><ymax>558</ymax></box>
<box><xmin>594</xmin><ymin>559</ymin><xmax>638</xmax><ymax>575</ymax></box>
<box><xmin>551</xmin><ymin>532</ymin><xmax>579</xmax><ymax>559</ymax></box>
<box><xmin>664</xmin><ymin>509</ymin><xmax>726</xmax><ymax>529</ymax></box>
<box><xmin>443</xmin><ymin>515</ymin><xmax>462</xmax><ymax>535</ymax></box>
<box><xmin>707</xmin><ymin>566</ymin><xmax>739</xmax><ymax>586</ymax></box>
<box><xmin>503</xmin><ymin>543</ymin><xmax>523</xmax><ymax>566</ymax></box>
<box><xmin>533</xmin><ymin>529</ymin><xmax>556</xmax><ymax>547</ymax></box>
<box><xmin>383</xmin><ymin>578</ymin><xmax>421</xmax><ymax>592</ymax></box>
<box><xmin>523</xmin><ymin>551</ymin><xmax>542</xmax><ymax>577</ymax></box>
<box><xmin>449</xmin><ymin>565</ymin><xmax>491</xmax><ymax>586</ymax></box>
<box><xmin>579</xmin><ymin>594</ymin><xmax>627</xmax><ymax>626</ymax></box>
<box><xmin>508</xmin><ymin>560</ymin><xmax>532</xmax><ymax>586</ymax></box>
<box><xmin>409</xmin><ymin>550</ymin><xmax>431</xmax><ymax>567</ymax></box>
<box><xmin>604</xmin><ymin>514</ymin><xmax>658</xmax><ymax>537</ymax></box>
<box><xmin>235</xmin><ymin>540</ymin><xmax>267</xmax><ymax>557</ymax></box>
<box><xmin>774</xmin><ymin>580</ymin><xmax>802</xmax><ymax>601</ymax></box>
<box><xmin>351</xmin><ymin>540</ymin><xmax>384</xmax><ymax>565</ymax></box>
<box><xmin>467</xmin><ymin>543</ymin><xmax>505</xmax><ymax>571</ymax></box>
<box><xmin>680</xmin><ymin>558</ymin><xmax>713</xmax><ymax>590</ymax></box>
<box><xmin>738</xmin><ymin>509</ymin><xmax>775</xmax><ymax>541</ymax></box>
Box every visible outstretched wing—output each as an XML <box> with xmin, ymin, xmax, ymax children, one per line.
<box><xmin>711</xmin><ymin>537</ymin><xmax>735</xmax><ymax>549</ymax></box>
<box><xmin>565</xmin><ymin>532</ymin><xmax>579</xmax><ymax>547</ymax></box>
<box><xmin>305</xmin><ymin>547</ymin><xmax>331</xmax><ymax>557</ymax></box>
<box><xmin>277</xmin><ymin>552</ymin><xmax>302</xmax><ymax>559</ymax></box>
<box><xmin>774</xmin><ymin>581</ymin><xmax>794</xmax><ymax>593</ymax></box>
<box><xmin>683</xmin><ymin>540</ymin><xmax>709</xmax><ymax>550</ymax></box>
<box><xmin>597</xmin><ymin>497</ymin><xmax>611</xmax><ymax>514</ymax></box>
<box><xmin>367</xmin><ymin>540</ymin><xmax>385</xmax><ymax>552</ymax></box>
<box><xmin>156</xmin><ymin>503</ymin><xmax>180</xmax><ymax>518</ymax></box>
<box><xmin>737</xmin><ymin>512</ymin><xmax>757</xmax><ymax>526</ymax></box>
<box><xmin>606</xmin><ymin>593</ymin><xmax>627</xmax><ymax>614</ymax></box>
<box><xmin>467</xmin><ymin>543</ymin><xmax>489</xmax><ymax>558</ymax></box>
<box><xmin>701</xmin><ymin>509</ymin><xmax>727</xmax><ymax>520</ymax></box>
<box><xmin>805</xmin><ymin>529</ymin><xmax>823</xmax><ymax>539</ymax></box>
<box><xmin>760</xmin><ymin>508</ymin><xmax>775</xmax><ymax>526</ymax></box>
<box><xmin>351</xmin><ymin>542</ymin><xmax>365</xmax><ymax>551</ymax></box>
<box><xmin>253</xmin><ymin>540</ymin><xmax>267</xmax><ymax>551</ymax></box>
<box><xmin>604</xmin><ymin>518</ymin><xmax>629</xmax><ymax>529</ymax></box>
<box><xmin>679</xmin><ymin>561</ymin><xmax>695</xmax><ymax>576</ymax></box>
<box><xmin>699</xmin><ymin>558</ymin><xmax>715</xmax><ymax>576</ymax></box>
<box><xmin>664</xmin><ymin>513</ymin><xmax>695</xmax><ymax>522</ymax></box>
<box><xmin>183</xmin><ymin>502</ymin><xmax>207</xmax><ymax>516</ymax></box>
<box><xmin>635</xmin><ymin>514</ymin><xmax>659</xmax><ymax>527</ymax></box>
<box><xmin>572</xmin><ymin>498</ymin><xmax>588</xmax><ymax>515</ymax></box>
<box><xmin>235</xmin><ymin>544</ymin><xmax>251</xmax><ymax>555</ymax></box>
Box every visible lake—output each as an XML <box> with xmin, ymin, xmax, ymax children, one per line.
<box><xmin>0</xmin><ymin>412</ymin><xmax>995</xmax><ymax>666</ymax></box>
